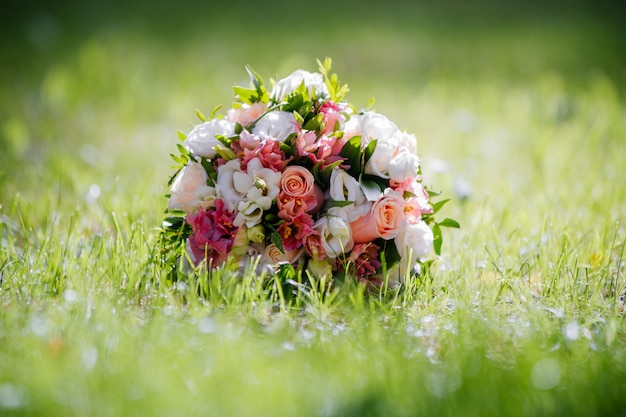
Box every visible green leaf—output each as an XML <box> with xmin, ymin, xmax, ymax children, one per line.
<box><xmin>315</xmin><ymin>159</ymin><xmax>344</xmax><ymax>187</ymax></box>
<box><xmin>431</xmin><ymin>198</ymin><xmax>450</xmax><ymax>214</ymax></box>
<box><xmin>364</xmin><ymin>97</ymin><xmax>376</xmax><ymax>111</ymax></box>
<box><xmin>245</xmin><ymin>65</ymin><xmax>264</xmax><ymax>90</ymax></box>
<box><xmin>233</xmin><ymin>86</ymin><xmax>257</xmax><ymax>104</ymax></box>
<box><xmin>209</xmin><ymin>104</ymin><xmax>223</xmax><ymax>119</ymax></box>
<box><xmin>271</xmin><ymin>231</ymin><xmax>285</xmax><ymax>254</ymax></box>
<box><xmin>293</xmin><ymin>110</ymin><xmax>305</xmax><ymax>125</ymax></box>
<box><xmin>339</xmin><ymin>135</ymin><xmax>363</xmax><ymax>177</ymax></box>
<box><xmin>432</xmin><ymin>223</ymin><xmax>442</xmax><ymax>255</ymax></box>
<box><xmin>303</xmin><ymin>113</ymin><xmax>323</xmax><ymax>131</ymax></box>
<box><xmin>176</xmin><ymin>130</ymin><xmax>187</xmax><ymax>141</ymax></box>
<box><xmin>364</xmin><ymin>139</ymin><xmax>377</xmax><ymax>165</ymax></box>
<box><xmin>381</xmin><ymin>239</ymin><xmax>401</xmax><ymax>269</ymax></box>
<box><xmin>325</xmin><ymin>200</ymin><xmax>354</xmax><ymax>209</ymax></box>
<box><xmin>438</xmin><ymin>218</ymin><xmax>460</xmax><ymax>228</ymax></box>
<box><xmin>275</xmin><ymin>262</ymin><xmax>297</xmax><ymax>282</ymax></box>
<box><xmin>195</xmin><ymin>109</ymin><xmax>207</xmax><ymax>122</ymax></box>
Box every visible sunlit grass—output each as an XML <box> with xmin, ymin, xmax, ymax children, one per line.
<box><xmin>1</xmin><ymin>2</ymin><xmax>625</xmax><ymax>416</ymax></box>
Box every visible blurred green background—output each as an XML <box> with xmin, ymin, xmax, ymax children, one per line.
<box><xmin>1</xmin><ymin>0</ymin><xmax>624</xmax><ymax>222</ymax></box>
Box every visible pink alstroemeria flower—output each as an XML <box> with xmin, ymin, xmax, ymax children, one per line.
<box><xmin>303</xmin><ymin>229</ymin><xmax>325</xmax><ymax>261</ymax></box>
<box><xmin>277</xmin><ymin>213</ymin><xmax>314</xmax><ymax>251</ymax></box>
<box><xmin>318</xmin><ymin>101</ymin><xmax>346</xmax><ymax>135</ymax></box>
<box><xmin>186</xmin><ymin>199</ymin><xmax>238</xmax><ymax>266</ymax></box>
<box><xmin>242</xmin><ymin>138</ymin><xmax>291</xmax><ymax>172</ymax></box>
<box><xmin>344</xmin><ymin>242</ymin><xmax>382</xmax><ymax>280</ymax></box>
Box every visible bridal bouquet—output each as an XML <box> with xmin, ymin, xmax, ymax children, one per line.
<box><xmin>160</xmin><ymin>59</ymin><xmax>457</xmax><ymax>287</ymax></box>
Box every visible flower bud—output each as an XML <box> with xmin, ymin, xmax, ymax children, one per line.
<box><xmin>246</xmin><ymin>224</ymin><xmax>265</xmax><ymax>243</ymax></box>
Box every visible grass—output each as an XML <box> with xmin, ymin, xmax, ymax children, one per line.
<box><xmin>1</xmin><ymin>1</ymin><xmax>626</xmax><ymax>416</ymax></box>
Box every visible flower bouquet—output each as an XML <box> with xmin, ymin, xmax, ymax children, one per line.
<box><xmin>159</xmin><ymin>59</ymin><xmax>457</xmax><ymax>288</ymax></box>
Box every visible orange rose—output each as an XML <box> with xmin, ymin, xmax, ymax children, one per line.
<box><xmin>350</xmin><ymin>190</ymin><xmax>407</xmax><ymax>243</ymax></box>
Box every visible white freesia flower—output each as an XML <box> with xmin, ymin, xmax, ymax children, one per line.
<box><xmin>231</xmin><ymin>158</ymin><xmax>281</xmax><ymax>227</ymax></box>
<box><xmin>328</xmin><ymin>168</ymin><xmax>367</xmax><ymax>205</ymax></box>
<box><xmin>327</xmin><ymin>168</ymin><xmax>370</xmax><ymax>222</ymax></box>
<box><xmin>233</xmin><ymin>158</ymin><xmax>281</xmax><ymax>207</ymax></box>
<box><xmin>394</xmin><ymin>221</ymin><xmax>434</xmax><ymax>266</ymax></box>
<box><xmin>252</xmin><ymin>111</ymin><xmax>297</xmax><ymax>142</ymax></box>
<box><xmin>344</xmin><ymin>111</ymin><xmax>398</xmax><ymax>145</ymax></box>
<box><xmin>216</xmin><ymin>159</ymin><xmax>245</xmax><ymax>211</ymax></box>
<box><xmin>168</xmin><ymin>161</ymin><xmax>215</xmax><ymax>214</ymax></box>
<box><xmin>314</xmin><ymin>216</ymin><xmax>354</xmax><ymax>259</ymax></box>
<box><xmin>184</xmin><ymin>119</ymin><xmax>235</xmax><ymax>158</ymax></box>
<box><xmin>270</xmin><ymin>70</ymin><xmax>328</xmax><ymax>101</ymax></box>
<box><xmin>234</xmin><ymin>200</ymin><xmax>265</xmax><ymax>228</ymax></box>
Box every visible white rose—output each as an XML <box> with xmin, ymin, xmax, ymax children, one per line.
<box><xmin>365</xmin><ymin>131</ymin><xmax>420</xmax><ymax>183</ymax></box>
<box><xmin>216</xmin><ymin>159</ymin><xmax>245</xmax><ymax>211</ymax></box>
<box><xmin>168</xmin><ymin>161</ymin><xmax>215</xmax><ymax>214</ymax></box>
<box><xmin>394</xmin><ymin>221</ymin><xmax>434</xmax><ymax>266</ymax></box>
<box><xmin>328</xmin><ymin>202</ymin><xmax>371</xmax><ymax>224</ymax></box>
<box><xmin>252</xmin><ymin>111</ymin><xmax>297</xmax><ymax>142</ymax></box>
<box><xmin>387</xmin><ymin>151</ymin><xmax>420</xmax><ymax>183</ymax></box>
<box><xmin>314</xmin><ymin>216</ymin><xmax>354</xmax><ymax>259</ymax></box>
<box><xmin>184</xmin><ymin>119</ymin><xmax>235</xmax><ymax>159</ymax></box>
<box><xmin>344</xmin><ymin>112</ymin><xmax>398</xmax><ymax>145</ymax></box>
<box><xmin>270</xmin><ymin>70</ymin><xmax>328</xmax><ymax>101</ymax></box>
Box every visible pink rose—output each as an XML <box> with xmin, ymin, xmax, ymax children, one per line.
<box><xmin>350</xmin><ymin>190</ymin><xmax>407</xmax><ymax>243</ymax></box>
<box><xmin>295</xmin><ymin>131</ymin><xmax>318</xmax><ymax>157</ymax></box>
<box><xmin>227</xmin><ymin>102</ymin><xmax>267</xmax><ymax>128</ymax></box>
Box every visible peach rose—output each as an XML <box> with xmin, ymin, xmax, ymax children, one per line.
<box><xmin>279</xmin><ymin>166</ymin><xmax>323</xmax><ymax>211</ymax></box>
<box><xmin>281</xmin><ymin>165</ymin><xmax>315</xmax><ymax>198</ymax></box>
<box><xmin>350</xmin><ymin>190</ymin><xmax>407</xmax><ymax>243</ymax></box>
<box><xmin>263</xmin><ymin>243</ymin><xmax>303</xmax><ymax>265</ymax></box>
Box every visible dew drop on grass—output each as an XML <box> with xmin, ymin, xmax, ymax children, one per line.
<box><xmin>531</xmin><ymin>358</ymin><xmax>561</xmax><ymax>390</ymax></box>
<box><xmin>564</xmin><ymin>320</ymin><xmax>580</xmax><ymax>341</ymax></box>
<box><xmin>0</xmin><ymin>383</ymin><xmax>27</xmax><ymax>410</ymax></box>
<box><xmin>198</xmin><ymin>317</ymin><xmax>216</xmax><ymax>334</ymax></box>
<box><xmin>426</xmin><ymin>369</ymin><xmax>462</xmax><ymax>398</ymax></box>
<box><xmin>30</xmin><ymin>316</ymin><xmax>50</xmax><ymax>337</ymax></box>
<box><xmin>79</xmin><ymin>144</ymin><xmax>99</xmax><ymax>166</ymax></box>
<box><xmin>63</xmin><ymin>289</ymin><xmax>79</xmax><ymax>303</ymax></box>
<box><xmin>81</xmin><ymin>346</ymin><xmax>98</xmax><ymax>371</ymax></box>
<box><xmin>86</xmin><ymin>184</ymin><xmax>101</xmax><ymax>204</ymax></box>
